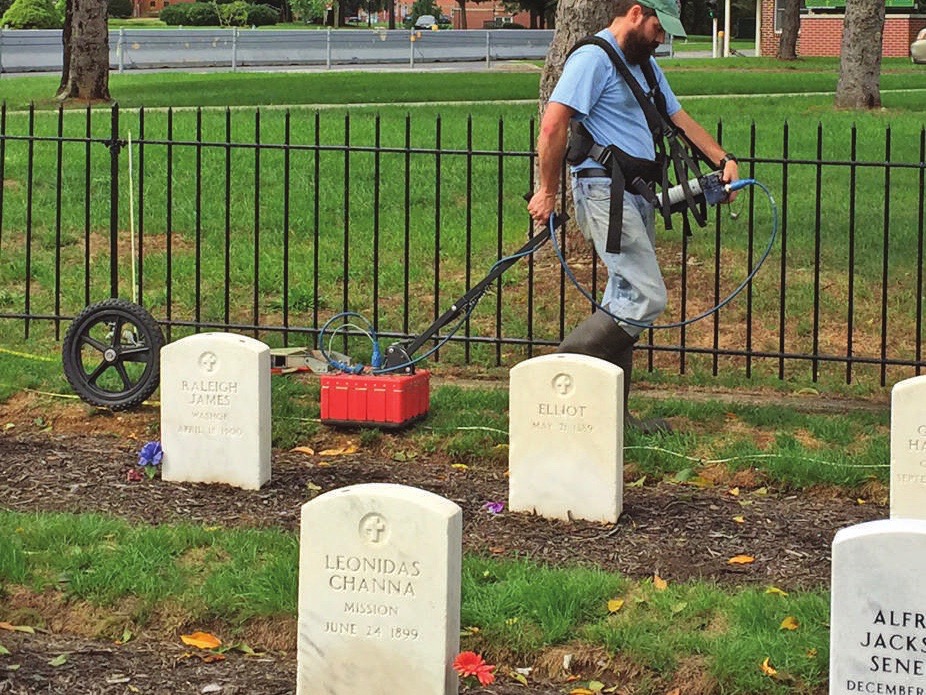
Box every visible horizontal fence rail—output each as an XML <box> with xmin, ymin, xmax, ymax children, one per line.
<box><xmin>0</xmin><ymin>104</ymin><xmax>923</xmax><ymax>386</ymax></box>
<box><xmin>0</xmin><ymin>28</ymin><xmax>556</xmax><ymax>74</ymax></box>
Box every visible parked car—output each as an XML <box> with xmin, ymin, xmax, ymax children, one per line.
<box><xmin>912</xmin><ymin>27</ymin><xmax>926</xmax><ymax>64</ymax></box>
<box><xmin>414</xmin><ymin>14</ymin><xmax>437</xmax><ymax>29</ymax></box>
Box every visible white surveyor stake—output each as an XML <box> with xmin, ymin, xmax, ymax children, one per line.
<box><xmin>297</xmin><ymin>483</ymin><xmax>462</xmax><ymax>695</ymax></box>
<box><xmin>829</xmin><ymin>518</ymin><xmax>926</xmax><ymax>694</ymax></box>
<box><xmin>160</xmin><ymin>332</ymin><xmax>271</xmax><ymax>490</ymax></box>
<box><xmin>509</xmin><ymin>353</ymin><xmax>623</xmax><ymax>523</ymax></box>
<box><xmin>890</xmin><ymin>375</ymin><xmax>926</xmax><ymax>519</ymax></box>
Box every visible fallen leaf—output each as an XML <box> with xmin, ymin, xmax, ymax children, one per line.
<box><xmin>391</xmin><ymin>450</ymin><xmax>417</xmax><ymax>462</ymax></box>
<box><xmin>451</xmin><ymin>463</ymin><xmax>469</xmax><ymax>471</ymax></box>
<box><xmin>291</xmin><ymin>446</ymin><xmax>315</xmax><ymax>456</ymax></box>
<box><xmin>780</xmin><ymin>616</ymin><xmax>799</xmax><ymax>631</ymax></box>
<box><xmin>686</xmin><ymin>476</ymin><xmax>714</xmax><ymax>489</ymax></box>
<box><xmin>728</xmin><ymin>487</ymin><xmax>740</xmax><ymax>496</ymax></box>
<box><xmin>180</xmin><ymin>631</ymin><xmax>222</xmax><ymax>650</ymax></box>
<box><xmin>753</xmin><ymin>487</ymin><xmax>768</xmax><ymax>496</ymax></box>
<box><xmin>607</xmin><ymin>598</ymin><xmax>624</xmax><ymax>613</ymax></box>
<box><xmin>806</xmin><ymin>648</ymin><xmax>818</xmax><ymax>658</ymax></box>
<box><xmin>568</xmin><ymin>689</ymin><xmax>594</xmax><ymax>695</ymax></box>
<box><xmin>319</xmin><ymin>444</ymin><xmax>358</xmax><ymax>456</ymax></box>
<box><xmin>627</xmin><ymin>476</ymin><xmax>646</xmax><ymax>488</ymax></box>
<box><xmin>0</xmin><ymin>643</ymin><xmax>9</xmax><ymax>656</ymax></box>
<box><xmin>198</xmin><ymin>653</ymin><xmax>225</xmax><ymax>663</ymax></box>
<box><xmin>509</xmin><ymin>670</ymin><xmax>529</xmax><ymax>685</ymax></box>
<box><xmin>728</xmin><ymin>555</ymin><xmax>755</xmax><ymax>565</ymax></box>
<box><xmin>857</xmin><ymin>498</ymin><xmax>867</xmax><ymax>505</ymax></box>
<box><xmin>6</xmin><ymin>663</ymin><xmax>20</xmax><ymax>670</ymax></box>
<box><xmin>115</xmin><ymin>628</ymin><xmax>133</xmax><ymax>645</ymax></box>
<box><xmin>230</xmin><ymin>643</ymin><xmax>260</xmax><ymax>656</ymax></box>
<box><xmin>765</xmin><ymin>586</ymin><xmax>788</xmax><ymax>597</ymax></box>
<box><xmin>0</xmin><ymin>623</ymin><xmax>34</xmax><ymax>634</ymax></box>
<box><xmin>670</xmin><ymin>601</ymin><xmax>688</xmax><ymax>614</ymax></box>
<box><xmin>673</xmin><ymin>468</ymin><xmax>694</xmax><ymax>482</ymax></box>
<box><xmin>760</xmin><ymin>657</ymin><xmax>777</xmax><ymax>676</ymax></box>
<box><xmin>588</xmin><ymin>682</ymin><xmax>605</xmax><ymax>693</ymax></box>
<box><xmin>653</xmin><ymin>574</ymin><xmax>668</xmax><ymax>591</ymax></box>
<box><xmin>48</xmin><ymin>654</ymin><xmax>68</xmax><ymax>667</ymax></box>
<box><xmin>666</xmin><ymin>689</ymin><xmax>682</xmax><ymax>695</ymax></box>
<box><xmin>732</xmin><ymin>515</ymin><xmax>745</xmax><ymax>524</ymax></box>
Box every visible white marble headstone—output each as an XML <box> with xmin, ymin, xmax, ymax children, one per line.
<box><xmin>297</xmin><ymin>483</ymin><xmax>462</xmax><ymax>695</ymax></box>
<box><xmin>890</xmin><ymin>375</ymin><xmax>926</xmax><ymax>519</ymax></box>
<box><xmin>829</xmin><ymin>518</ymin><xmax>926</xmax><ymax>694</ymax></box>
<box><xmin>508</xmin><ymin>353</ymin><xmax>623</xmax><ymax>523</ymax></box>
<box><xmin>160</xmin><ymin>332</ymin><xmax>271</xmax><ymax>490</ymax></box>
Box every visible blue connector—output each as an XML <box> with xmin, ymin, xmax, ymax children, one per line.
<box><xmin>726</xmin><ymin>178</ymin><xmax>757</xmax><ymax>193</ymax></box>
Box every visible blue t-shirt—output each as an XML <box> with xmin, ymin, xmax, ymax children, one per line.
<box><xmin>549</xmin><ymin>29</ymin><xmax>681</xmax><ymax>166</ymax></box>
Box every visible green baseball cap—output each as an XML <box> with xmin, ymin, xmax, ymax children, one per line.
<box><xmin>638</xmin><ymin>0</ymin><xmax>687</xmax><ymax>38</ymax></box>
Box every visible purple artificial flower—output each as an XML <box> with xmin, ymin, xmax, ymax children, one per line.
<box><xmin>482</xmin><ymin>501</ymin><xmax>505</xmax><ymax>515</ymax></box>
<box><xmin>138</xmin><ymin>441</ymin><xmax>163</xmax><ymax>467</ymax></box>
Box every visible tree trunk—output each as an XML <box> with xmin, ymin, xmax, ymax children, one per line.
<box><xmin>777</xmin><ymin>0</ymin><xmax>800</xmax><ymax>59</ymax></box>
<box><xmin>456</xmin><ymin>0</ymin><xmax>467</xmax><ymax>29</ymax></box>
<box><xmin>539</xmin><ymin>0</ymin><xmax>617</xmax><ymax>109</ymax></box>
<box><xmin>387</xmin><ymin>0</ymin><xmax>395</xmax><ymax>28</ymax></box>
<box><xmin>57</xmin><ymin>0</ymin><xmax>73</xmax><ymax>96</ymax></box>
<box><xmin>834</xmin><ymin>0</ymin><xmax>885</xmax><ymax>108</ymax></box>
<box><xmin>537</xmin><ymin>0</ymin><xmax>617</xmax><ymax>256</ymax></box>
<box><xmin>56</xmin><ymin>0</ymin><xmax>110</xmax><ymax>102</ymax></box>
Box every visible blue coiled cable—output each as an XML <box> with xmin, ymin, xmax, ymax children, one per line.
<box><xmin>548</xmin><ymin>178</ymin><xmax>778</xmax><ymax>330</ymax></box>
<box><xmin>318</xmin><ymin>178</ymin><xmax>778</xmax><ymax>372</ymax></box>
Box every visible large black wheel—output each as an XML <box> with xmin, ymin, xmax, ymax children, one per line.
<box><xmin>62</xmin><ymin>298</ymin><xmax>165</xmax><ymax>411</ymax></box>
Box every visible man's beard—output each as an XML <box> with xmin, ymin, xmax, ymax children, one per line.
<box><xmin>623</xmin><ymin>29</ymin><xmax>659</xmax><ymax>65</ymax></box>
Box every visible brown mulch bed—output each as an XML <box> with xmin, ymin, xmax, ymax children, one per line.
<box><xmin>0</xmin><ymin>393</ymin><xmax>886</xmax><ymax>694</ymax></box>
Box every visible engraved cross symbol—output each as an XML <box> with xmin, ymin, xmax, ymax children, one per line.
<box><xmin>362</xmin><ymin>515</ymin><xmax>387</xmax><ymax>543</ymax></box>
<box><xmin>199</xmin><ymin>352</ymin><xmax>218</xmax><ymax>373</ymax></box>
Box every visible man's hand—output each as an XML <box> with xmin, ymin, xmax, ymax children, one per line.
<box><xmin>721</xmin><ymin>158</ymin><xmax>740</xmax><ymax>203</ymax></box>
<box><xmin>528</xmin><ymin>190</ymin><xmax>558</xmax><ymax>226</ymax></box>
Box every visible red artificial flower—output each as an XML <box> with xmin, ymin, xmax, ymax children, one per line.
<box><xmin>453</xmin><ymin>651</ymin><xmax>496</xmax><ymax>686</ymax></box>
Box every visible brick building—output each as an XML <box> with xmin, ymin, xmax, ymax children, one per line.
<box><xmin>757</xmin><ymin>0</ymin><xmax>925</xmax><ymax>57</ymax></box>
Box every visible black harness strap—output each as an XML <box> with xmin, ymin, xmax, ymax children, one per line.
<box><xmin>565</xmin><ymin>36</ymin><xmax>713</xmax><ymax>251</ymax></box>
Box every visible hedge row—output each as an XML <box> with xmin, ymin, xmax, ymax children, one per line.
<box><xmin>158</xmin><ymin>1</ymin><xmax>279</xmax><ymax>26</ymax></box>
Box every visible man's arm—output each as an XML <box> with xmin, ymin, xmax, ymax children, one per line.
<box><xmin>528</xmin><ymin>101</ymin><xmax>576</xmax><ymax>225</ymax></box>
<box><xmin>670</xmin><ymin>108</ymin><xmax>740</xmax><ymax>197</ymax></box>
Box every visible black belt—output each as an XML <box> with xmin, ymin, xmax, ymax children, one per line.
<box><xmin>573</xmin><ymin>163</ymin><xmax>660</xmax><ymax>254</ymax></box>
<box><xmin>575</xmin><ymin>168</ymin><xmax>610</xmax><ymax>178</ymax></box>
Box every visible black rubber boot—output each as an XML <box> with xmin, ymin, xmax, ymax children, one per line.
<box><xmin>612</xmin><ymin>343</ymin><xmax>673</xmax><ymax>435</ymax></box>
<box><xmin>556</xmin><ymin>311</ymin><xmax>636</xmax><ymax>361</ymax></box>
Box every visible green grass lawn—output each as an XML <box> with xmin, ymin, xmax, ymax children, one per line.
<box><xmin>0</xmin><ymin>63</ymin><xmax>918</xmax><ymax>693</ymax></box>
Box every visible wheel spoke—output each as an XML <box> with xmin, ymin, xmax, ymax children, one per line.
<box><xmin>86</xmin><ymin>360</ymin><xmax>110</xmax><ymax>386</ymax></box>
<box><xmin>120</xmin><ymin>345</ymin><xmax>151</xmax><ymax>362</ymax></box>
<box><xmin>114</xmin><ymin>361</ymin><xmax>135</xmax><ymax>390</ymax></box>
<box><xmin>78</xmin><ymin>333</ymin><xmax>109</xmax><ymax>354</ymax></box>
<box><xmin>111</xmin><ymin>317</ymin><xmax>127</xmax><ymax>347</ymax></box>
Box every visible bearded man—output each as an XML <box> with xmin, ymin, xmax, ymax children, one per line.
<box><xmin>527</xmin><ymin>0</ymin><xmax>740</xmax><ymax>433</ymax></box>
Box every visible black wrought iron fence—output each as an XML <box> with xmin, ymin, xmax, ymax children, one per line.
<box><xmin>0</xmin><ymin>104</ymin><xmax>923</xmax><ymax>386</ymax></box>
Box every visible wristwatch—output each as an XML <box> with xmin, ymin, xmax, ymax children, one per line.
<box><xmin>719</xmin><ymin>153</ymin><xmax>738</xmax><ymax>168</ymax></box>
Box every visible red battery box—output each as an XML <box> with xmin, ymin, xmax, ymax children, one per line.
<box><xmin>319</xmin><ymin>371</ymin><xmax>430</xmax><ymax>428</ymax></box>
